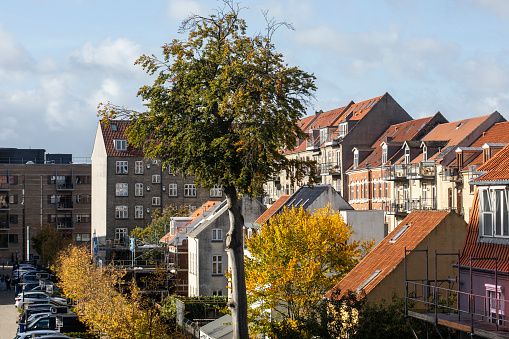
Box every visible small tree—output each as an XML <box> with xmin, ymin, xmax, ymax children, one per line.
<box><xmin>99</xmin><ymin>1</ymin><xmax>317</xmax><ymax>337</ymax></box>
<box><xmin>245</xmin><ymin>206</ymin><xmax>373</xmax><ymax>335</ymax></box>
<box><xmin>31</xmin><ymin>225</ymin><xmax>72</xmax><ymax>267</ymax></box>
<box><xmin>131</xmin><ymin>205</ymin><xmax>190</xmax><ymax>245</ymax></box>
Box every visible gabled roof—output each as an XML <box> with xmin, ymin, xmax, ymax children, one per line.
<box><xmin>325</xmin><ymin>210</ymin><xmax>451</xmax><ymax>299</ymax></box>
<box><xmin>352</xmin><ymin>116</ymin><xmax>437</xmax><ymax>170</ymax></box>
<box><xmin>458</xmin><ymin>122</ymin><xmax>509</xmax><ymax>170</ymax></box>
<box><xmin>470</xmin><ymin>143</ymin><xmax>509</xmax><ymax>184</ymax></box>
<box><xmin>159</xmin><ymin>201</ymin><xmax>221</xmax><ymax>243</ymax></box>
<box><xmin>100</xmin><ymin>120</ymin><xmax>145</xmax><ymax>157</ymax></box>
<box><xmin>254</xmin><ymin>195</ymin><xmax>291</xmax><ymax>224</ymax></box>
<box><xmin>187</xmin><ymin>200</ymin><xmax>230</xmax><ymax>238</ymax></box>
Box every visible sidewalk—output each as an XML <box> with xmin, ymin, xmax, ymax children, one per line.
<box><xmin>0</xmin><ymin>265</ymin><xmax>19</xmax><ymax>339</ymax></box>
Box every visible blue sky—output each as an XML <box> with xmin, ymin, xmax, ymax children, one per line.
<box><xmin>2</xmin><ymin>0</ymin><xmax>509</xmax><ymax>157</ymax></box>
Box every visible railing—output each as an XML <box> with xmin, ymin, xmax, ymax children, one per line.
<box><xmin>406</xmin><ymin>163</ymin><xmax>436</xmax><ymax>178</ymax></box>
<box><xmin>57</xmin><ymin>201</ymin><xmax>74</xmax><ymax>209</ymax></box>
<box><xmin>440</xmin><ymin>168</ymin><xmax>460</xmax><ymax>182</ymax></box>
<box><xmin>56</xmin><ymin>182</ymin><xmax>74</xmax><ymax>190</ymax></box>
<box><xmin>405</xmin><ymin>198</ymin><xmax>437</xmax><ymax>211</ymax></box>
<box><xmin>467</xmin><ymin>164</ymin><xmax>482</xmax><ymax>180</ymax></box>
<box><xmin>306</xmin><ymin>136</ymin><xmax>321</xmax><ymax>150</ymax></box>
<box><xmin>385</xmin><ymin>200</ymin><xmax>407</xmax><ymax>215</ymax></box>
<box><xmin>407</xmin><ymin>281</ymin><xmax>509</xmax><ymax>332</ymax></box>
<box><xmin>382</xmin><ymin>164</ymin><xmax>407</xmax><ymax>181</ymax></box>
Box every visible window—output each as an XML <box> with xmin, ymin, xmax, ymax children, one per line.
<box><xmin>390</xmin><ymin>225</ymin><xmax>409</xmax><ymax>243</ymax></box>
<box><xmin>152</xmin><ymin>159</ymin><xmax>161</xmax><ymax>165</ymax></box>
<box><xmin>379</xmin><ymin>181</ymin><xmax>382</xmax><ymax>198</ymax></box>
<box><xmin>152</xmin><ymin>197</ymin><xmax>160</xmax><ymax>206</ymax></box>
<box><xmin>111</xmin><ymin>123</ymin><xmax>117</xmax><ymax>131</ymax></box>
<box><xmin>76</xmin><ymin>194</ymin><xmax>91</xmax><ymax>204</ymax></box>
<box><xmin>423</xmin><ymin>146</ymin><xmax>428</xmax><ymax>161</ymax></box>
<box><xmin>152</xmin><ymin>174</ymin><xmax>161</xmax><ymax>183</ymax></box>
<box><xmin>75</xmin><ymin>175</ymin><xmax>91</xmax><ymax>184</ymax></box>
<box><xmin>353</xmin><ymin>151</ymin><xmax>359</xmax><ymax>168</ymax></box>
<box><xmin>115</xmin><ymin>228</ymin><xmax>128</xmax><ymax>243</ymax></box>
<box><xmin>116</xmin><ymin>161</ymin><xmax>128</xmax><ymax>174</ymax></box>
<box><xmin>135</xmin><ymin>161</ymin><xmax>144</xmax><ymax>174</ymax></box>
<box><xmin>485</xmin><ymin>284</ymin><xmax>504</xmax><ymax>324</ymax></box>
<box><xmin>76</xmin><ymin>214</ymin><xmax>91</xmax><ymax>223</ymax></box>
<box><xmin>9</xmin><ymin>234</ymin><xmax>18</xmax><ymax>243</ymax></box>
<box><xmin>338</xmin><ymin>122</ymin><xmax>348</xmax><ymax>138</ymax></box>
<box><xmin>422</xmin><ymin>183</ymin><xmax>428</xmax><ymax>203</ymax></box>
<box><xmin>135</xmin><ymin>206</ymin><xmax>144</xmax><ymax>219</ymax></box>
<box><xmin>212</xmin><ymin>255</ymin><xmax>223</xmax><ymax>275</ymax></box>
<box><xmin>210</xmin><ymin>185</ymin><xmax>222</xmax><ymax>197</ymax></box>
<box><xmin>212</xmin><ymin>229</ymin><xmax>223</xmax><ymax>241</ymax></box>
<box><xmin>115</xmin><ymin>206</ymin><xmax>128</xmax><ymax>219</ymax></box>
<box><xmin>355</xmin><ymin>270</ymin><xmax>381</xmax><ymax>294</ymax></box>
<box><xmin>0</xmin><ymin>234</ymin><xmax>7</xmax><ymax>248</ymax></box>
<box><xmin>76</xmin><ymin>233</ymin><xmax>91</xmax><ymax>242</ymax></box>
<box><xmin>385</xmin><ymin>182</ymin><xmax>389</xmax><ymax>198</ymax></box>
<box><xmin>116</xmin><ymin>183</ymin><xmax>128</xmax><ymax>196</ymax></box>
<box><xmin>372</xmin><ymin>182</ymin><xmax>377</xmax><ymax>200</ymax></box>
<box><xmin>184</xmin><ymin>184</ymin><xmax>196</xmax><ymax>197</ymax></box>
<box><xmin>135</xmin><ymin>183</ymin><xmax>144</xmax><ymax>197</ymax></box>
<box><xmin>382</xmin><ymin>146</ymin><xmax>388</xmax><ymax>164</ymax></box>
<box><xmin>168</xmin><ymin>184</ymin><xmax>177</xmax><ymax>197</ymax></box>
<box><xmin>405</xmin><ymin>147</ymin><xmax>410</xmax><ymax>164</ymax></box>
<box><xmin>480</xmin><ymin>188</ymin><xmax>509</xmax><ymax>238</ymax></box>
<box><xmin>114</xmin><ymin>139</ymin><xmax>127</xmax><ymax>151</ymax></box>
<box><xmin>212</xmin><ymin>290</ymin><xmax>223</xmax><ymax>296</ymax></box>
<box><xmin>9</xmin><ymin>195</ymin><xmax>18</xmax><ymax>204</ymax></box>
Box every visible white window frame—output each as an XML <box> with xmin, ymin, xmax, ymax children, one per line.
<box><xmin>114</xmin><ymin>139</ymin><xmax>127</xmax><ymax>151</ymax></box>
<box><xmin>210</xmin><ymin>185</ymin><xmax>222</xmax><ymax>198</ymax></box>
<box><xmin>115</xmin><ymin>228</ymin><xmax>128</xmax><ymax>243</ymax></box>
<box><xmin>212</xmin><ymin>229</ymin><xmax>223</xmax><ymax>241</ymax></box>
<box><xmin>212</xmin><ymin>255</ymin><xmax>223</xmax><ymax>275</ymax></box>
<box><xmin>168</xmin><ymin>183</ymin><xmax>177</xmax><ymax>197</ymax></box>
<box><xmin>116</xmin><ymin>161</ymin><xmax>128</xmax><ymax>174</ymax></box>
<box><xmin>152</xmin><ymin>174</ymin><xmax>161</xmax><ymax>184</ymax></box>
<box><xmin>135</xmin><ymin>205</ymin><xmax>144</xmax><ymax>219</ymax></box>
<box><xmin>115</xmin><ymin>206</ymin><xmax>128</xmax><ymax>219</ymax></box>
<box><xmin>152</xmin><ymin>196</ymin><xmax>161</xmax><ymax>206</ymax></box>
<box><xmin>115</xmin><ymin>183</ymin><xmax>128</xmax><ymax>197</ymax></box>
<box><xmin>135</xmin><ymin>161</ymin><xmax>144</xmax><ymax>174</ymax></box>
<box><xmin>485</xmin><ymin>284</ymin><xmax>504</xmax><ymax>324</ymax></box>
<box><xmin>184</xmin><ymin>184</ymin><xmax>196</xmax><ymax>197</ymax></box>
<box><xmin>135</xmin><ymin>183</ymin><xmax>143</xmax><ymax>197</ymax></box>
<box><xmin>479</xmin><ymin>187</ymin><xmax>509</xmax><ymax>238</ymax></box>
<box><xmin>353</xmin><ymin>151</ymin><xmax>359</xmax><ymax>168</ymax></box>
<box><xmin>76</xmin><ymin>214</ymin><xmax>90</xmax><ymax>223</ymax></box>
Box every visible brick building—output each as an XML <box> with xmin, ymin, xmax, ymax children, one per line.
<box><xmin>91</xmin><ymin>120</ymin><xmax>219</xmax><ymax>260</ymax></box>
<box><xmin>0</xmin><ymin>148</ymin><xmax>91</xmax><ymax>263</ymax></box>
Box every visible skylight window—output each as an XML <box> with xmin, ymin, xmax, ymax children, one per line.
<box><xmin>417</xmin><ymin>122</ymin><xmax>426</xmax><ymax>131</ymax></box>
<box><xmin>404</xmin><ymin>125</ymin><xmax>414</xmax><ymax>134</ymax></box>
<box><xmin>456</xmin><ymin>122</ymin><xmax>464</xmax><ymax>130</ymax></box>
<box><xmin>355</xmin><ymin>270</ymin><xmax>381</xmax><ymax>293</ymax></box>
<box><xmin>389</xmin><ymin>225</ymin><xmax>409</xmax><ymax>243</ymax></box>
<box><xmin>111</xmin><ymin>124</ymin><xmax>117</xmax><ymax>131</ymax></box>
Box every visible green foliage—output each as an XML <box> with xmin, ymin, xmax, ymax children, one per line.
<box><xmin>98</xmin><ymin>0</ymin><xmax>318</xmax><ymax>197</ymax></box>
<box><xmin>131</xmin><ymin>205</ymin><xmax>190</xmax><ymax>245</ymax></box>
<box><xmin>31</xmin><ymin>224</ymin><xmax>72</xmax><ymax>267</ymax></box>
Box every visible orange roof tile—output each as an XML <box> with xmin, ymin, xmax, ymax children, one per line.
<box><xmin>254</xmin><ymin>195</ymin><xmax>291</xmax><ymax>224</ymax></box>
<box><xmin>459</xmin><ymin>122</ymin><xmax>509</xmax><ymax>169</ymax></box>
<box><xmin>160</xmin><ymin>200</ymin><xmax>221</xmax><ymax>243</ymax></box>
<box><xmin>325</xmin><ymin>210</ymin><xmax>451</xmax><ymax>299</ymax></box>
<box><xmin>471</xmin><ymin>143</ymin><xmax>509</xmax><ymax>183</ymax></box>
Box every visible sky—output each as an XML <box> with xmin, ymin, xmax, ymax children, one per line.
<box><xmin>2</xmin><ymin>0</ymin><xmax>509</xmax><ymax>159</ymax></box>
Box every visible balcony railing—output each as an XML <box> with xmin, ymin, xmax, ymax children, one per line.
<box><xmin>385</xmin><ymin>200</ymin><xmax>407</xmax><ymax>215</ymax></box>
<box><xmin>57</xmin><ymin>201</ymin><xmax>74</xmax><ymax>209</ymax></box>
<box><xmin>320</xmin><ymin>163</ymin><xmax>340</xmax><ymax>175</ymax></box>
<box><xmin>440</xmin><ymin>168</ymin><xmax>460</xmax><ymax>182</ymax></box>
<box><xmin>306</xmin><ymin>136</ymin><xmax>321</xmax><ymax>150</ymax></box>
<box><xmin>382</xmin><ymin>164</ymin><xmax>407</xmax><ymax>181</ymax></box>
<box><xmin>405</xmin><ymin>198</ymin><xmax>437</xmax><ymax>211</ymax></box>
<box><xmin>56</xmin><ymin>182</ymin><xmax>74</xmax><ymax>190</ymax></box>
<box><xmin>406</xmin><ymin>162</ymin><xmax>436</xmax><ymax>179</ymax></box>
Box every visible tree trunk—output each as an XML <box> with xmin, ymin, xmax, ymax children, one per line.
<box><xmin>224</xmin><ymin>185</ymin><xmax>249</xmax><ymax>339</ymax></box>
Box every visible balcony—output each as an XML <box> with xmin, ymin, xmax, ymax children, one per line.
<box><xmin>385</xmin><ymin>200</ymin><xmax>407</xmax><ymax>216</ymax></box>
<box><xmin>306</xmin><ymin>136</ymin><xmax>321</xmax><ymax>150</ymax></box>
<box><xmin>406</xmin><ymin>162</ymin><xmax>436</xmax><ymax>179</ymax></box>
<box><xmin>382</xmin><ymin>164</ymin><xmax>407</xmax><ymax>181</ymax></box>
<box><xmin>404</xmin><ymin>198</ymin><xmax>437</xmax><ymax>212</ymax></box>
<box><xmin>0</xmin><ymin>214</ymin><xmax>9</xmax><ymax>229</ymax></box>
<box><xmin>57</xmin><ymin>197</ymin><xmax>74</xmax><ymax>210</ymax></box>
<box><xmin>467</xmin><ymin>164</ymin><xmax>482</xmax><ymax>180</ymax></box>
<box><xmin>56</xmin><ymin>182</ymin><xmax>74</xmax><ymax>190</ymax></box>
<box><xmin>440</xmin><ymin>168</ymin><xmax>460</xmax><ymax>182</ymax></box>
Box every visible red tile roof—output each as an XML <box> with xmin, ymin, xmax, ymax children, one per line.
<box><xmin>100</xmin><ymin>120</ymin><xmax>144</xmax><ymax>157</ymax></box>
<box><xmin>254</xmin><ymin>195</ymin><xmax>291</xmax><ymax>224</ymax></box>
<box><xmin>471</xmin><ymin>143</ymin><xmax>509</xmax><ymax>183</ymax></box>
<box><xmin>160</xmin><ymin>201</ymin><xmax>221</xmax><ymax>243</ymax></box>
<box><xmin>325</xmin><ymin>210</ymin><xmax>451</xmax><ymax>299</ymax></box>
<box><xmin>460</xmin><ymin>122</ymin><xmax>509</xmax><ymax>169</ymax></box>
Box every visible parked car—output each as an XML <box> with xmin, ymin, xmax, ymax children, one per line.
<box><xmin>24</xmin><ymin>313</ymin><xmax>87</xmax><ymax>333</ymax></box>
<box><xmin>13</xmin><ymin>329</ymin><xmax>61</xmax><ymax>339</ymax></box>
<box><xmin>15</xmin><ymin>292</ymin><xmax>67</xmax><ymax>309</ymax></box>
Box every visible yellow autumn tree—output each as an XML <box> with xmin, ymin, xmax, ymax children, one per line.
<box><xmin>245</xmin><ymin>205</ymin><xmax>373</xmax><ymax>329</ymax></box>
<box><xmin>53</xmin><ymin>245</ymin><xmax>183</xmax><ymax>339</ymax></box>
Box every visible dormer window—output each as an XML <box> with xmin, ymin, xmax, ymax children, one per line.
<box><xmin>114</xmin><ymin>139</ymin><xmax>127</xmax><ymax>151</ymax></box>
<box><xmin>338</xmin><ymin>122</ymin><xmax>348</xmax><ymax>138</ymax></box>
<box><xmin>405</xmin><ymin>147</ymin><xmax>410</xmax><ymax>164</ymax></box>
<box><xmin>382</xmin><ymin>145</ymin><xmax>388</xmax><ymax>164</ymax></box>
<box><xmin>111</xmin><ymin>124</ymin><xmax>117</xmax><ymax>131</ymax></box>
<box><xmin>423</xmin><ymin>146</ymin><xmax>428</xmax><ymax>161</ymax></box>
<box><xmin>353</xmin><ymin>150</ymin><xmax>359</xmax><ymax>168</ymax></box>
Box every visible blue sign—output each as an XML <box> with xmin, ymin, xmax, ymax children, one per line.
<box><xmin>93</xmin><ymin>237</ymin><xmax>98</xmax><ymax>255</ymax></box>
<box><xmin>130</xmin><ymin>238</ymin><xmax>135</xmax><ymax>252</ymax></box>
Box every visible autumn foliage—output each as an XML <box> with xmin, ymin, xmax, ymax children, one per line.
<box><xmin>53</xmin><ymin>245</ymin><xmax>184</xmax><ymax>339</ymax></box>
<box><xmin>245</xmin><ymin>205</ymin><xmax>374</xmax><ymax>332</ymax></box>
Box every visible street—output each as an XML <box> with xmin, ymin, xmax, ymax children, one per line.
<box><xmin>0</xmin><ymin>266</ymin><xmax>19</xmax><ymax>339</ymax></box>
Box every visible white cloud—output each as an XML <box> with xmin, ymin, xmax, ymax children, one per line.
<box><xmin>166</xmin><ymin>0</ymin><xmax>204</xmax><ymax>21</ymax></box>
<box><xmin>475</xmin><ymin>0</ymin><xmax>509</xmax><ymax>18</ymax></box>
<box><xmin>0</xmin><ymin>25</ymin><xmax>33</xmax><ymax>71</ymax></box>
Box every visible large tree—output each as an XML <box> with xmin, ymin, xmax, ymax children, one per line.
<box><xmin>99</xmin><ymin>2</ymin><xmax>317</xmax><ymax>337</ymax></box>
<box><xmin>245</xmin><ymin>206</ymin><xmax>373</xmax><ymax>336</ymax></box>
